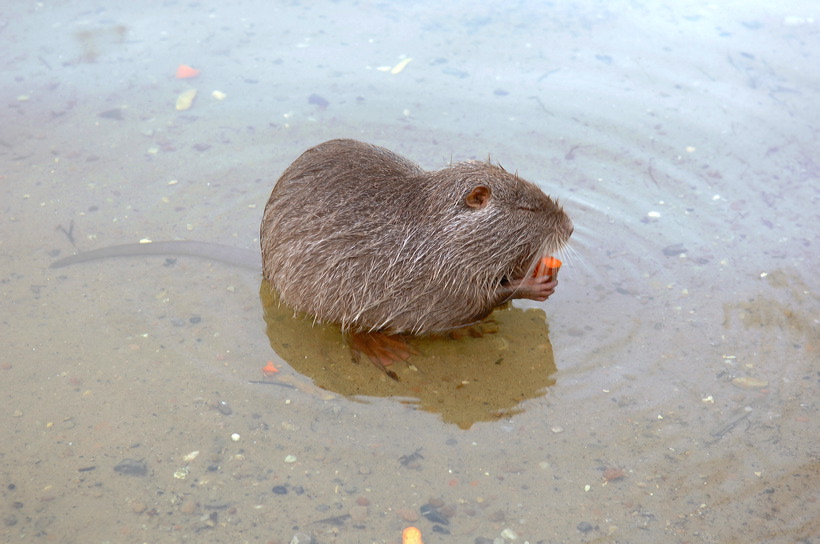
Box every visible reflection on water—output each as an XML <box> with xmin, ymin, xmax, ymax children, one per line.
<box><xmin>1</xmin><ymin>0</ymin><xmax>817</xmax><ymax>542</ymax></box>
<box><xmin>260</xmin><ymin>281</ymin><xmax>558</xmax><ymax>429</ymax></box>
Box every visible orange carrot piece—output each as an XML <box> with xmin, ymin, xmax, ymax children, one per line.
<box><xmin>175</xmin><ymin>64</ymin><xmax>200</xmax><ymax>79</ymax></box>
<box><xmin>533</xmin><ymin>256</ymin><xmax>562</xmax><ymax>278</ymax></box>
<box><xmin>262</xmin><ymin>361</ymin><xmax>279</xmax><ymax>375</ymax></box>
<box><xmin>402</xmin><ymin>526</ymin><xmax>423</xmax><ymax>544</ymax></box>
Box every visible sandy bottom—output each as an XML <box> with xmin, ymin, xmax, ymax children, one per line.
<box><xmin>1</xmin><ymin>1</ymin><xmax>817</xmax><ymax>543</ymax></box>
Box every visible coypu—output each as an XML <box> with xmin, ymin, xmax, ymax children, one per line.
<box><xmin>260</xmin><ymin>139</ymin><xmax>573</xmax><ymax>371</ymax></box>
<box><xmin>51</xmin><ymin>139</ymin><xmax>572</xmax><ymax>376</ymax></box>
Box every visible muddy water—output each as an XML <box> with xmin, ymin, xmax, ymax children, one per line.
<box><xmin>1</xmin><ymin>1</ymin><xmax>817</xmax><ymax>543</ymax></box>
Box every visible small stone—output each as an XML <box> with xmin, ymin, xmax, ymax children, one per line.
<box><xmin>349</xmin><ymin>505</ymin><xmax>368</xmax><ymax>523</ymax></box>
<box><xmin>179</xmin><ymin>500</ymin><xmax>198</xmax><ymax>515</ymax></box>
<box><xmin>272</xmin><ymin>485</ymin><xmax>288</xmax><ymax>495</ymax></box>
<box><xmin>488</xmin><ymin>509</ymin><xmax>506</xmax><ymax>522</ymax></box>
<box><xmin>396</xmin><ymin>508</ymin><xmax>420</xmax><ymax>522</ymax></box>
<box><xmin>603</xmin><ymin>467</ymin><xmax>626</xmax><ymax>481</ymax></box>
<box><xmin>577</xmin><ymin>521</ymin><xmax>594</xmax><ymax>533</ymax></box>
<box><xmin>290</xmin><ymin>532</ymin><xmax>313</xmax><ymax>544</ymax></box>
<box><xmin>439</xmin><ymin>504</ymin><xmax>457</xmax><ymax>519</ymax></box>
<box><xmin>732</xmin><ymin>377</ymin><xmax>768</xmax><ymax>390</ymax></box>
<box><xmin>182</xmin><ymin>451</ymin><xmax>200</xmax><ymax>462</ymax></box>
<box><xmin>131</xmin><ymin>502</ymin><xmax>147</xmax><ymax>514</ymax></box>
<box><xmin>420</xmin><ymin>503</ymin><xmax>449</xmax><ymax>525</ymax></box>
<box><xmin>113</xmin><ymin>459</ymin><xmax>147</xmax><ymax>476</ymax></box>
<box><xmin>284</xmin><ymin>455</ymin><xmax>297</xmax><ymax>463</ymax></box>
<box><xmin>308</xmin><ymin>94</ymin><xmax>329</xmax><ymax>108</ymax></box>
<box><xmin>500</xmin><ymin>527</ymin><xmax>518</xmax><ymax>540</ymax></box>
<box><xmin>355</xmin><ymin>496</ymin><xmax>370</xmax><ymax>506</ymax></box>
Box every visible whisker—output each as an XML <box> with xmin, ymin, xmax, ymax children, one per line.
<box><xmin>557</xmin><ymin>242</ymin><xmax>585</xmax><ymax>275</ymax></box>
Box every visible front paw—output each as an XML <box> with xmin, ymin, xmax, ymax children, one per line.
<box><xmin>511</xmin><ymin>275</ymin><xmax>558</xmax><ymax>301</ymax></box>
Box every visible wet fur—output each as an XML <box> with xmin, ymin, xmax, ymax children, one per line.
<box><xmin>260</xmin><ymin>139</ymin><xmax>572</xmax><ymax>335</ymax></box>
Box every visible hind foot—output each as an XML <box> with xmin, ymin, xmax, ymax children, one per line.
<box><xmin>348</xmin><ymin>331</ymin><xmax>418</xmax><ymax>380</ymax></box>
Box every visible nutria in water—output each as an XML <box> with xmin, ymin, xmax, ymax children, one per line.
<box><xmin>51</xmin><ymin>139</ymin><xmax>572</xmax><ymax>376</ymax></box>
<box><xmin>260</xmin><ymin>139</ymin><xmax>573</xmax><ymax>369</ymax></box>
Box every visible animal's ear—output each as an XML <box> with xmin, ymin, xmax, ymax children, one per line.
<box><xmin>465</xmin><ymin>185</ymin><xmax>492</xmax><ymax>209</ymax></box>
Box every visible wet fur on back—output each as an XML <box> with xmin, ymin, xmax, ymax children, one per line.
<box><xmin>260</xmin><ymin>139</ymin><xmax>572</xmax><ymax>334</ymax></box>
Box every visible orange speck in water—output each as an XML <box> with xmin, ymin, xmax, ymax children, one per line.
<box><xmin>533</xmin><ymin>256</ymin><xmax>562</xmax><ymax>278</ymax></box>
<box><xmin>402</xmin><ymin>526</ymin><xmax>423</xmax><ymax>544</ymax></box>
<box><xmin>175</xmin><ymin>64</ymin><xmax>200</xmax><ymax>79</ymax></box>
<box><xmin>447</xmin><ymin>478</ymin><xmax>459</xmax><ymax>487</ymax></box>
<box><xmin>262</xmin><ymin>361</ymin><xmax>279</xmax><ymax>375</ymax></box>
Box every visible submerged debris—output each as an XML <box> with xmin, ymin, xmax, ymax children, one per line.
<box><xmin>420</xmin><ymin>503</ymin><xmax>449</xmax><ymax>525</ymax></box>
<box><xmin>399</xmin><ymin>448</ymin><xmax>424</xmax><ymax>467</ymax></box>
<box><xmin>113</xmin><ymin>458</ymin><xmax>147</xmax><ymax>476</ymax></box>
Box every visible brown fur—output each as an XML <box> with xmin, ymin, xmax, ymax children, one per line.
<box><xmin>260</xmin><ymin>139</ymin><xmax>572</xmax><ymax>334</ymax></box>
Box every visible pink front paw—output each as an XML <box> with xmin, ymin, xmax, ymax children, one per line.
<box><xmin>513</xmin><ymin>274</ymin><xmax>558</xmax><ymax>301</ymax></box>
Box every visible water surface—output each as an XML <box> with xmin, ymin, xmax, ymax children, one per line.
<box><xmin>1</xmin><ymin>1</ymin><xmax>817</xmax><ymax>542</ymax></box>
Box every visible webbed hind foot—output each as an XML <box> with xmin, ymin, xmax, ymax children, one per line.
<box><xmin>348</xmin><ymin>331</ymin><xmax>418</xmax><ymax>381</ymax></box>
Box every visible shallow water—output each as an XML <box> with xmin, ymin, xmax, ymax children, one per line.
<box><xmin>2</xmin><ymin>1</ymin><xmax>817</xmax><ymax>543</ymax></box>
